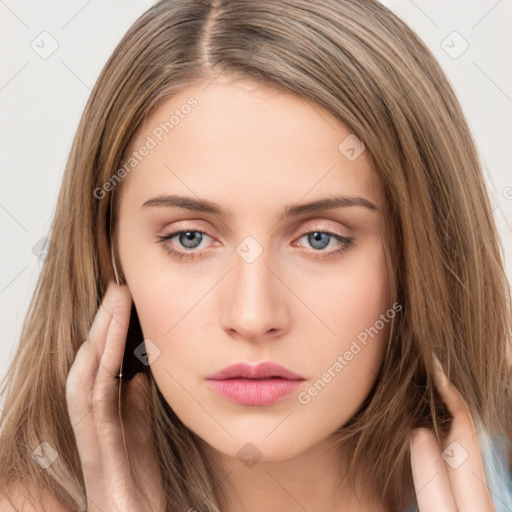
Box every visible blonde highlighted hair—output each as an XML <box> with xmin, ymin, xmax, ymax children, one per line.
<box><xmin>1</xmin><ymin>0</ymin><xmax>511</xmax><ymax>510</ymax></box>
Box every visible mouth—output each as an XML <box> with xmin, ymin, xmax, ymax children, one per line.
<box><xmin>206</xmin><ymin>362</ymin><xmax>306</xmax><ymax>406</ymax></box>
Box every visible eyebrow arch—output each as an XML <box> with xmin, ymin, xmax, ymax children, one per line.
<box><xmin>141</xmin><ymin>194</ymin><xmax>378</xmax><ymax>218</ymax></box>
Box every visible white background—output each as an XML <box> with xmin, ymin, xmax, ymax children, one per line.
<box><xmin>1</xmin><ymin>0</ymin><xmax>511</xmax><ymax>398</ymax></box>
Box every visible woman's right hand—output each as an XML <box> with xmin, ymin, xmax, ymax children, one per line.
<box><xmin>66</xmin><ymin>281</ymin><xmax>165</xmax><ymax>512</ymax></box>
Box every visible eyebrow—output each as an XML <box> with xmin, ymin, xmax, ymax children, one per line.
<box><xmin>141</xmin><ymin>194</ymin><xmax>378</xmax><ymax>218</ymax></box>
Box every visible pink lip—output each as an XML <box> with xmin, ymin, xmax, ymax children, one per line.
<box><xmin>206</xmin><ymin>362</ymin><xmax>306</xmax><ymax>406</ymax></box>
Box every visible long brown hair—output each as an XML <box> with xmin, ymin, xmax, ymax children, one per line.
<box><xmin>1</xmin><ymin>0</ymin><xmax>511</xmax><ymax>510</ymax></box>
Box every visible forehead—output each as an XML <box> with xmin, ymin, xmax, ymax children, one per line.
<box><xmin>121</xmin><ymin>77</ymin><xmax>382</xmax><ymax>210</ymax></box>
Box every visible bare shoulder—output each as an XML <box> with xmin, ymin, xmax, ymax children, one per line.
<box><xmin>0</xmin><ymin>483</ymin><xmax>70</xmax><ymax>512</ymax></box>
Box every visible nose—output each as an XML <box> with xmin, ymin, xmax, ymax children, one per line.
<box><xmin>220</xmin><ymin>247</ymin><xmax>290</xmax><ymax>342</ymax></box>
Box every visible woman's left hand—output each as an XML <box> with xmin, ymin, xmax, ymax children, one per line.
<box><xmin>409</xmin><ymin>356</ymin><xmax>496</xmax><ymax>511</ymax></box>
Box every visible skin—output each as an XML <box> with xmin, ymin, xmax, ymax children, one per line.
<box><xmin>61</xmin><ymin>77</ymin><xmax>496</xmax><ymax>512</ymax></box>
<box><xmin>117</xmin><ymin>77</ymin><xmax>390</xmax><ymax>510</ymax></box>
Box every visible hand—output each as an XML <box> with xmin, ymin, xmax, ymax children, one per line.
<box><xmin>410</xmin><ymin>355</ymin><xmax>496</xmax><ymax>511</ymax></box>
<box><xmin>66</xmin><ymin>281</ymin><xmax>165</xmax><ymax>512</ymax></box>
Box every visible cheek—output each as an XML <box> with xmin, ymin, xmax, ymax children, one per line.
<box><xmin>127</xmin><ymin>272</ymin><xmax>209</xmax><ymax>343</ymax></box>
<box><xmin>295</xmin><ymin>240</ymin><xmax>391</xmax><ymax>408</ymax></box>
<box><xmin>296</xmin><ymin>238</ymin><xmax>391</xmax><ymax>349</ymax></box>
<box><xmin>117</xmin><ymin>222</ymin><xmax>209</xmax><ymax>342</ymax></box>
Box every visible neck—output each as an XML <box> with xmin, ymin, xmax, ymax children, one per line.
<box><xmin>199</xmin><ymin>435</ymin><xmax>387</xmax><ymax>512</ymax></box>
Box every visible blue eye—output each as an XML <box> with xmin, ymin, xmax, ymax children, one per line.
<box><xmin>295</xmin><ymin>230</ymin><xmax>355</xmax><ymax>257</ymax></box>
<box><xmin>157</xmin><ymin>229</ymin><xmax>354</xmax><ymax>261</ymax></box>
<box><xmin>305</xmin><ymin>231</ymin><xmax>337</xmax><ymax>250</ymax></box>
<box><xmin>174</xmin><ymin>230</ymin><xmax>204</xmax><ymax>249</ymax></box>
<box><xmin>157</xmin><ymin>230</ymin><xmax>209</xmax><ymax>260</ymax></box>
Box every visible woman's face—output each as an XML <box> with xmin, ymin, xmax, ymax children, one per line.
<box><xmin>116</xmin><ymin>76</ymin><xmax>392</xmax><ymax>462</ymax></box>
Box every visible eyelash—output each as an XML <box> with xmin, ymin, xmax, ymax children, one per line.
<box><xmin>156</xmin><ymin>228</ymin><xmax>355</xmax><ymax>261</ymax></box>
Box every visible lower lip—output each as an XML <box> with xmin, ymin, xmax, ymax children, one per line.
<box><xmin>207</xmin><ymin>378</ymin><xmax>303</xmax><ymax>406</ymax></box>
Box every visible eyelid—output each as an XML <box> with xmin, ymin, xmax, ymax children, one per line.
<box><xmin>158</xmin><ymin>228</ymin><xmax>217</xmax><ymax>248</ymax></box>
<box><xmin>158</xmin><ymin>221</ymin><xmax>348</xmax><ymax>244</ymax></box>
<box><xmin>295</xmin><ymin>221</ymin><xmax>350</xmax><ymax>237</ymax></box>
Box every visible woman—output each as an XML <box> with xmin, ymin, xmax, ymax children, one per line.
<box><xmin>1</xmin><ymin>0</ymin><xmax>511</xmax><ymax>510</ymax></box>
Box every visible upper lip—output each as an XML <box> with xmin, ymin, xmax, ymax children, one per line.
<box><xmin>207</xmin><ymin>362</ymin><xmax>306</xmax><ymax>380</ymax></box>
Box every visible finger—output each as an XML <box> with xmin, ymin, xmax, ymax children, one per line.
<box><xmin>410</xmin><ymin>427</ymin><xmax>457</xmax><ymax>512</ymax></box>
<box><xmin>66</xmin><ymin>328</ymin><xmax>110</xmax><ymax>490</ymax></box>
<box><xmin>431</xmin><ymin>355</ymin><xmax>495</xmax><ymax>511</ymax></box>
<box><xmin>66</xmin><ymin>282</ymin><xmax>130</xmax><ymax>492</ymax></box>
<box><xmin>92</xmin><ymin>284</ymin><xmax>131</xmax><ymax>411</ymax></box>
<box><xmin>89</xmin><ymin>281</ymin><xmax>132</xmax><ymax>415</ymax></box>
<box><xmin>88</xmin><ymin>280</ymin><xmax>130</xmax><ymax>360</ymax></box>
<box><xmin>92</xmin><ymin>285</ymin><xmax>132</xmax><ymax>480</ymax></box>
<box><xmin>66</xmin><ymin>280</ymin><xmax>125</xmax><ymax>431</ymax></box>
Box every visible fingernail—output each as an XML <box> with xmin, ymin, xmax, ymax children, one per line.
<box><xmin>432</xmin><ymin>354</ymin><xmax>448</xmax><ymax>384</ymax></box>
